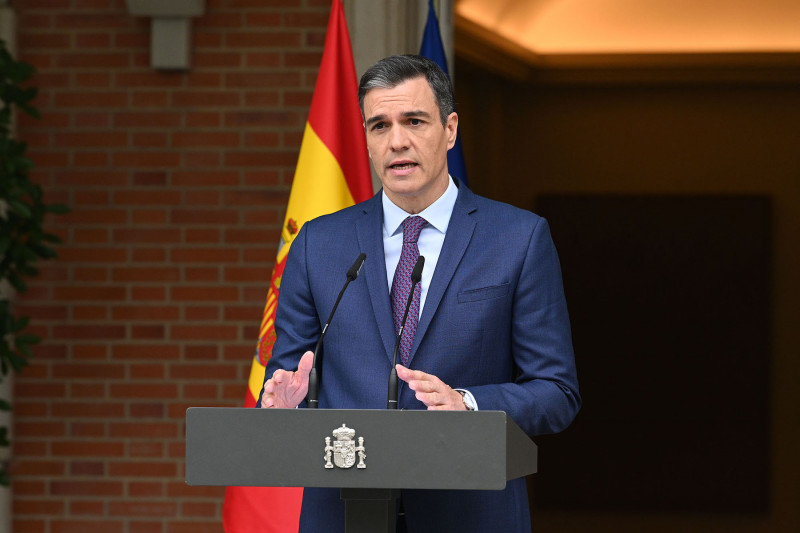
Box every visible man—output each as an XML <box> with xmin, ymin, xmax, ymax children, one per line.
<box><xmin>259</xmin><ymin>55</ymin><xmax>580</xmax><ymax>532</ymax></box>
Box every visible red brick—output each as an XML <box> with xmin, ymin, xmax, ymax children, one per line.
<box><xmin>184</xmin><ymin>378</ymin><xmax>220</xmax><ymax>395</ymax></box>
<box><xmin>55</xmin><ymin>91</ymin><xmax>128</xmax><ymax>108</ymax></box>
<box><xmin>224</xmin><ymin>150</ymin><xmax>298</xmax><ymax>167</ymax></box>
<box><xmin>171</xmin><ymin>91</ymin><xmax>240</xmax><ymax>107</ymax></box>
<box><xmin>184</xmin><ymin>151</ymin><xmax>222</xmax><ymax>169</ymax></box>
<box><xmin>130</xmin><ymin>363</ymin><xmax>166</xmax><ymax>379</ymax></box>
<box><xmin>110</xmin><ymin>421</ymin><xmax>176</xmax><ymax>438</ymax></box>
<box><xmin>181</xmin><ymin>502</ymin><xmax>217</xmax><ymax>517</ymax></box>
<box><xmin>53</xmin><ymin>402</ymin><xmax>125</xmax><ymax>418</ymax></box>
<box><xmin>129</xmin><ymin>440</ymin><xmax>166</xmax><ymax>458</ymax></box>
<box><xmin>69</xmin><ymin>461</ymin><xmax>106</xmax><ymax>476</ymax></box>
<box><xmin>15</xmin><ymin>383</ymin><xmax>68</xmax><ymax>399</ymax></box>
<box><xmin>14</xmin><ymin>460</ymin><xmax>66</xmax><ymax>477</ymax></box>
<box><xmin>170</xmin><ymin>325</ymin><xmax>239</xmax><ymax>341</ymax></box>
<box><xmin>112</xmin><ymin>152</ymin><xmax>182</xmax><ymax>168</ymax></box>
<box><xmin>129</xmin><ymin>405</ymin><xmax>169</xmax><ymax>423</ymax></box>
<box><xmin>225</xmin><ymin>31</ymin><xmax>301</xmax><ymax>48</ymax></box>
<box><xmin>244</xmin><ymin>91</ymin><xmax>280</xmax><ymax>106</ymax></box>
<box><xmin>131</xmin><ymin>248</ymin><xmax>168</xmax><ymax>262</ymax></box>
<box><xmin>132</xmin><ymin>132</ymin><xmax>169</xmax><ymax>147</ymax></box>
<box><xmin>72</xmin><ymin>345</ymin><xmax>109</xmax><ymax>360</ymax></box>
<box><xmin>72</xmin><ymin>305</ymin><xmax>108</xmax><ymax>320</ymax></box>
<box><xmin>69</xmin><ymin>500</ymin><xmax>106</xmax><ymax>515</ymax></box>
<box><xmin>109</xmin><ymin>383</ymin><xmax>177</xmax><ymax>399</ymax></box>
<box><xmin>184</xmin><ymin>190</ymin><xmax>222</xmax><ymax>205</ymax></box>
<box><xmin>12</xmin><ymin>516</ymin><xmax>46</xmax><ymax>531</ymax></box>
<box><xmin>170</xmin><ymin>248</ymin><xmax>239</xmax><ymax>263</ymax></box>
<box><xmin>73</xmin><ymin>230</ymin><xmax>110</xmax><ymax>245</ymax></box>
<box><xmin>109</xmin><ymin>501</ymin><xmax>178</xmax><ymax>517</ymax></box>
<box><xmin>185</xmin><ymin>306</ymin><xmax>220</xmax><ymax>321</ymax></box>
<box><xmin>53</xmin><ymin>325</ymin><xmax>126</xmax><ymax>339</ymax></box>
<box><xmin>184</xmin><ymin>72</ymin><xmax>222</xmax><ymax>88</ymax></box>
<box><xmin>169</xmin><ymin>363</ymin><xmax>237</xmax><ymax>379</ymax></box>
<box><xmin>113</xmin><ymin>228</ymin><xmax>181</xmax><ymax>244</ymax></box>
<box><xmin>113</xmin><ymin>267</ymin><xmax>180</xmax><ymax>282</ymax></box>
<box><xmin>132</xmin><ymin>209</ymin><xmax>169</xmax><ymax>225</ymax></box>
<box><xmin>54</xmin><ymin>131</ymin><xmax>127</xmax><ymax>147</ymax></box>
<box><xmin>130</xmin><ymin>286</ymin><xmax>167</xmax><ymax>301</ymax></box>
<box><xmin>185</xmin><ymin>229</ymin><xmax>221</xmax><ymax>244</ymax></box>
<box><xmin>225</xmin><ymin>71</ymin><xmax>301</xmax><ymax>88</ymax></box>
<box><xmin>51</xmin><ymin>520</ymin><xmax>124</xmax><ymax>533</ymax></box>
<box><xmin>170</xmin><ymin>286</ymin><xmax>239</xmax><ymax>302</ymax></box>
<box><xmin>14</xmin><ymin>499</ymin><xmax>65</xmax><ymax>516</ymax></box>
<box><xmin>131</xmin><ymin>325</ymin><xmax>166</xmax><ymax>339</ymax></box>
<box><xmin>73</xmin><ymin>190</ymin><xmax>111</xmax><ymax>207</ymax></box>
<box><xmin>70</xmin><ymin>422</ymin><xmax>107</xmax><ymax>437</ymax></box>
<box><xmin>114</xmin><ymin>189</ymin><xmax>181</xmax><ymax>206</ymax></box>
<box><xmin>132</xmin><ymin>91</ymin><xmax>169</xmax><ymax>107</ymax></box>
<box><xmin>113</xmin><ymin>306</ymin><xmax>180</xmax><ymax>321</ymax></box>
<box><xmin>75</xmin><ymin>112</ymin><xmax>111</xmax><ymax>129</ymax></box>
<box><xmin>15</xmin><ymin>422</ymin><xmax>67</xmax><ymax>438</ymax></box>
<box><xmin>129</xmin><ymin>482</ymin><xmax>164</xmax><ymax>498</ymax></box>
<box><xmin>185</xmin><ymin>112</ymin><xmax>221</xmax><ymax>128</ymax></box>
<box><xmin>109</xmin><ymin>461</ymin><xmax>177</xmax><ymax>477</ymax></box>
<box><xmin>52</xmin><ymin>441</ymin><xmax>125</xmax><ymax>457</ymax></box>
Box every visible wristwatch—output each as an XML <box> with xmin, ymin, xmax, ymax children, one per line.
<box><xmin>457</xmin><ymin>389</ymin><xmax>476</xmax><ymax>411</ymax></box>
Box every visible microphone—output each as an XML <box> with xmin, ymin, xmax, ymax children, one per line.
<box><xmin>387</xmin><ymin>255</ymin><xmax>425</xmax><ymax>409</ymax></box>
<box><xmin>307</xmin><ymin>252</ymin><xmax>366</xmax><ymax>408</ymax></box>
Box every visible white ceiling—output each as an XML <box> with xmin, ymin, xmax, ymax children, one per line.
<box><xmin>454</xmin><ymin>0</ymin><xmax>800</xmax><ymax>55</ymax></box>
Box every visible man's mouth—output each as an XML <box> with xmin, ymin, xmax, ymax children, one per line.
<box><xmin>389</xmin><ymin>162</ymin><xmax>417</xmax><ymax>170</ymax></box>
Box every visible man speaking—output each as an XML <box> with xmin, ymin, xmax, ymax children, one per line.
<box><xmin>258</xmin><ymin>55</ymin><xmax>581</xmax><ymax>533</ymax></box>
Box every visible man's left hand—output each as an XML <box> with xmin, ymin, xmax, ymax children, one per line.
<box><xmin>395</xmin><ymin>365</ymin><xmax>467</xmax><ymax>410</ymax></box>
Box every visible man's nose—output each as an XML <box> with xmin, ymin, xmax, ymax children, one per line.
<box><xmin>389</xmin><ymin>125</ymin><xmax>410</xmax><ymax>151</ymax></box>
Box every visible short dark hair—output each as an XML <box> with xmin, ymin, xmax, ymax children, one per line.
<box><xmin>358</xmin><ymin>55</ymin><xmax>454</xmax><ymax>127</ymax></box>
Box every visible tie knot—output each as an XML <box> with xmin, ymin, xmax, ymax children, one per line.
<box><xmin>402</xmin><ymin>216</ymin><xmax>427</xmax><ymax>243</ymax></box>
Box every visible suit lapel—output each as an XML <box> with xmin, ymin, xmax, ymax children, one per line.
<box><xmin>355</xmin><ymin>195</ymin><xmax>397</xmax><ymax>360</ymax></box>
<box><xmin>409</xmin><ymin>186</ymin><xmax>478</xmax><ymax>364</ymax></box>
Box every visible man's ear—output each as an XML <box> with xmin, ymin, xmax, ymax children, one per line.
<box><xmin>446</xmin><ymin>112</ymin><xmax>458</xmax><ymax>149</ymax></box>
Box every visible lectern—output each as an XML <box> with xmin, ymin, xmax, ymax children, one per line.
<box><xmin>186</xmin><ymin>408</ymin><xmax>537</xmax><ymax>533</ymax></box>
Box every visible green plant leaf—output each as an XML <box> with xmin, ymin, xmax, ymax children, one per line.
<box><xmin>7</xmin><ymin>199</ymin><xmax>32</xmax><ymax>218</ymax></box>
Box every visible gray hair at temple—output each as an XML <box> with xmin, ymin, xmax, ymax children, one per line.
<box><xmin>358</xmin><ymin>55</ymin><xmax>455</xmax><ymax>127</ymax></box>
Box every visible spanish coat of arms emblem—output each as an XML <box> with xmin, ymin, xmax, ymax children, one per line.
<box><xmin>324</xmin><ymin>424</ymin><xmax>366</xmax><ymax>469</ymax></box>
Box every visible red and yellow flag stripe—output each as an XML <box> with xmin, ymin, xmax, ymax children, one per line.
<box><xmin>224</xmin><ymin>1</ymin><xmax>372</xmax><ymax>531</ymax></box>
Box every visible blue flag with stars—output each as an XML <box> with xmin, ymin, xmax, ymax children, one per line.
<box><xmin>420</xmin><ymin>0</ymin><xmax>469</xmax><ymax>186</ymax></box>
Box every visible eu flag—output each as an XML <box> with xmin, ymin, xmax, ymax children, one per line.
<box><xmin>420</xmin><ymin>0</ymin><xmax>469</xmax><ymax>186</ymax></box>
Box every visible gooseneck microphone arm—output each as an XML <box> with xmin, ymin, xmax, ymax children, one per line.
<box><xmin>387</xmin><ymin>255</ymin><xmax>425</xmax><ymax>409</ymax></box>
<box><xmin>307</xmin><ymin>253</ymin><xmax>366</xmax><ymax>408</ymax></box>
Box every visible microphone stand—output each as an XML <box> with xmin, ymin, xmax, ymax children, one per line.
<box><xmin>307</xmin><ymin>253</ymin><xmax>366</xmax><ymax>408</ymax></box>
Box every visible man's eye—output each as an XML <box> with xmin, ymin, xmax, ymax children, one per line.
<box><xmin>373</xmin><ymin>122</ymin><xmax>385</xmax><ymax>131</ymax></box>
<box><xmin>409</xmin><ymin>118</ymin><xmax>422</xmax><ymax>126</ymax></box>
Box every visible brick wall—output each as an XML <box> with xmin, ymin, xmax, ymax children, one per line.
<box><xmin>12</xmin><ymin>1</ymin><xmax>332</xmax><ymax>531</ymax></box>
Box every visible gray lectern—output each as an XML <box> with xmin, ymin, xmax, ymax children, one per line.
<box><xmin>186</xmin><ymin>408</ymin><xmax>537</xmax><ymax>533</ymax></box>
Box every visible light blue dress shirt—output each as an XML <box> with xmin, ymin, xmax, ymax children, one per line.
<box><xmin>381</xmin><ymin>177</ymin><xmax>477</xmax><ymax>410</ymax></box>
<box><xmin>382</xmin><ymin>176</ymin><xmax>458</xmax><ymax>312</ymax></box>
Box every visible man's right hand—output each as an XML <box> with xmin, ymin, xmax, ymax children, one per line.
<box><xmin>259</xmin><ymin>351</ymin><xmax>314</xmax><ymax>408</ymax></box>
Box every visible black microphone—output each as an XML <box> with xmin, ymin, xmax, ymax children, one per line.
<box><xmin>387</xmin><ymin>255</ymin><xmax>425</xmax><ymax>409</ymax></box>
<box><xmin>307</xmin><ymin>252</ymin><xmax>366</xmax><ymax>408</ymax></box>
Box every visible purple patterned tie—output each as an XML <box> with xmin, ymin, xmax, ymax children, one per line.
<box><xmin>391</xmin><ymin>216</ymin><xmax>428</xmax><ymax>365</ymax></box>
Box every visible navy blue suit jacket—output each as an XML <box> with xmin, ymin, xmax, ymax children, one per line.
<box><xmin>260</xmin><ymin>182</ymin><xmax>580</xmax><ymax>532</ymax></box>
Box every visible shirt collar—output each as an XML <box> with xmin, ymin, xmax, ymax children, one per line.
<box><xmin>382</xmin><ymin>176</ymin><xmax>458</xmax><ymax>237</ymax></box>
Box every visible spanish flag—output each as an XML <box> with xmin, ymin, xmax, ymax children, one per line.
<box><xmin>222</xmin><ymin>1</ymin><xmax>372</xmax><ymax>530</ymax></box>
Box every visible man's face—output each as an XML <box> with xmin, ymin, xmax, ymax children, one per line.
<box><xmin>363</xmin><ymin>76</ymin><xmax>458</xmax><ymax>214</ymax></box>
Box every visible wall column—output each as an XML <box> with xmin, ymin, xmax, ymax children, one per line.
<box><xmin>344</xmin><ymin>0</ymin><xmax>455</xmax><ymax>79</ymax></box>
